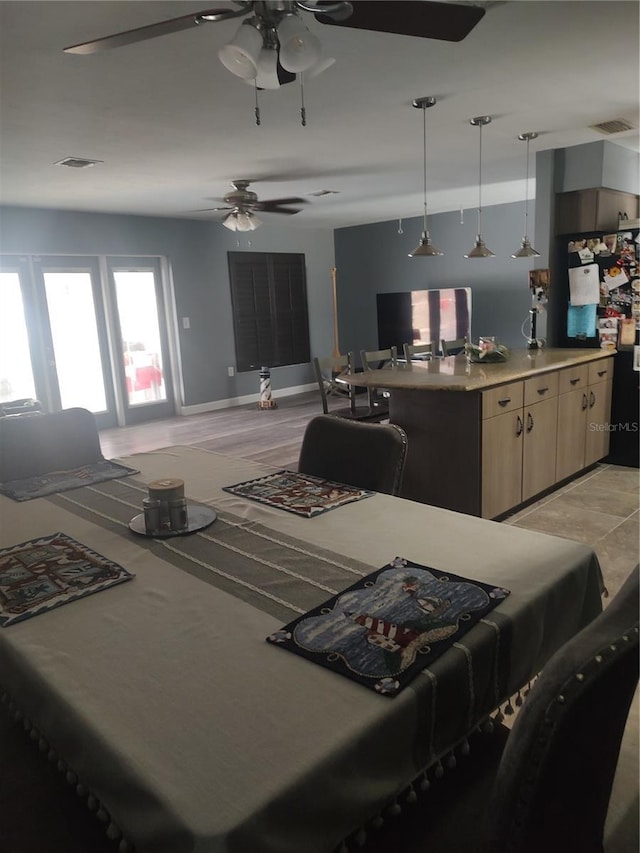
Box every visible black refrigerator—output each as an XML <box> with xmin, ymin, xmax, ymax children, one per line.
<box><xmin>551</xmin><ymin>223</ymin><xmax>639</xmax><ymax>468</ymax></box>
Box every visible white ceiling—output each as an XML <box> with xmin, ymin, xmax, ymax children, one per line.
<box><xmin>0</xmin><ymin>0</ymin><xmax>638</xmax><ymax>230</ymax></box>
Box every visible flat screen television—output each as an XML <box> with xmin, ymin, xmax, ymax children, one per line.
<box><xmin>377</xmin><ymin>287</ymin><xmax>472</xmax><ymax>353</ymax></box>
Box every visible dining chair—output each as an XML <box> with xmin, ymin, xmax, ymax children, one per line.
<box><xmin>356</xmin><ymin>564</ymin><xmax>639</xmax><ymax>853</ymax></box>
<box><xmin>0</xmin><ymin>407</ymin><xmax>104</xmax><ymax>482</ymax></box>
<box><xmin>440</xmin><ymin>337</ymin><xmax>467</xmax><ymax>356</ymax></box>
<box><xmin>403</xmin><ymin>341</ymin><xmax>434</xmax><ymax>362</ymax></box>
<box><xmin>297</xmin><ymin>414</ymin><xmax>408</xmax><ymax>495</ymax></box>
<box><xmin>359</xmin><ymin>346</ymin><xmax>398</xmax><ymax>412</ymax></box>
<box><xmin>312</xmin><ymin>354</ymin><xmax>388</xmax><ymax>423</ymax></box>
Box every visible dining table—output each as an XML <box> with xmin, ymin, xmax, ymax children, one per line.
<box><xmin>0</xmin><ymin>445</ymin><xmax>604</xmax><ymax>853</ymax></box>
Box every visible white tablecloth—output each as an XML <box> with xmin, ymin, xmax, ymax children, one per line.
<box><xmin>0</xmin><ymin>446</ymin><xmax>603</xmax><ymax>853</ymax></box>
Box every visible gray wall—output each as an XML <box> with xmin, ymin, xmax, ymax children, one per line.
<box><xmin>334</xmin><ymin>200</ymin><xmax>537</xmax><ymax>355</ymax></box>
<box><xmin>0</xmin><ymin>206</ymin><xmax>336</xmax><ymax>407</ymax></box>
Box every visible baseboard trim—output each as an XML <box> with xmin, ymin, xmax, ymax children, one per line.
<box><xmin>178</xmin><ymin>383</ymin><xmax>317</xmax><ymax>417</ymax></box>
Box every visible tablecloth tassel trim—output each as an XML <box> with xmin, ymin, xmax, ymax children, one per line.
<box><xmin>419</xmin><ymin>770</ymin><xmax>431</xmax><ymax>791</ymax></box>
<box><xmin>387</xmin><ymin>798</ymin><xmax>402</xmax><ymax>816</ymax></box>
<box><xmin>405</xmin><ymin>782</ymin><xmax>418</xmax><ymax>803</ymax></box>
<box><xmin>370</xmin><ymin>814</ymin><xmax>385</xmax><ymax>828</ymax></box>
<box><xmin>354</xmin><ymin>827</ymin><xmax>367</xmax><ymax>846</ymax></box>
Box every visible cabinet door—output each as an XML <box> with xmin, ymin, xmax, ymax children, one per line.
<box><xmin>482</xmin><ymin>411</ymin><xmax>523</xmax><ymax>519</ymax></box>
<box><xmin>585</xmin><ymin>378</ymin><xmax>613</xmax><ymax>466</ymax></box>
<box><xmin>556</xmin><ymin>388</ymin><xmax>588</xmax><ymax>481</ymax></box>
<box><xmin>522</xmin><ymin>397</ymin><xmax>559</xmax><ymax>502</ymax></box>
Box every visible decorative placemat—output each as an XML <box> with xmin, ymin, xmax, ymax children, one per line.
<box><xmin>267</xmin><ymin>557</ymin><xmax>510</xmax><ymax>696</ymax></box>
<box><xmin>222</xmin><ymin>470</ymin><xmax>373</xmax><ymax>517</ymax></box>
<box><xmin>0</xmin><ymin>459</ymin><xmax>139</xmax><ymax>502</ymax></box>
<box><xmin>0</xmin><ymin>532</ymin><xmax>135</xmax><ymax>627</ymax></box>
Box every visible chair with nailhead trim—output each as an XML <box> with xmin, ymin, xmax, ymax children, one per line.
<box><xmin>354</xmin><ymin>565</ymin><xmax>639</xmax><ymax>853</ymax></box>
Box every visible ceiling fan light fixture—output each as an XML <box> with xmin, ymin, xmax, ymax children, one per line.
<box><xmin>277</xmin><ymin>14</ymin><xmax>321</xmax><ymax>72</ymax></box>
<box><xmin>223</xmin><ymin>210</ymin><xmax>262</xmax><ymax>232</ymax></box>
<box><xmin>409</xmin><ymin>96</ymin><xmax>442</xmax><ymax>259</ymax></box>
<box><xmin>218</xmin><ymin>20</ymin><xmax>263</xmax><ymax>79</ymax></box>
<box><xmin>511</xmin><ymin>131</ymin><xmax>540</xmax><ymax>259</ymax></box>
<box><xmin>465</xmin><ymin>115</ymin><xmax>495</xmax><ymax>259</ymax></box>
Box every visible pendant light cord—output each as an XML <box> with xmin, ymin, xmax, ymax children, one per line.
<box><xmin>422</xmin><ymin>103</ymin><xmax>428</xmax><ymax>232</ymax></box>
<box><xmin>524</xmin><ymin>135</ymin><xmax>530</xmax><ymax>236</ymax></box>
<box><xmin>477</xmin><ymin>121</ymin><xmax>483</xmax><ymax>236</ymax></box>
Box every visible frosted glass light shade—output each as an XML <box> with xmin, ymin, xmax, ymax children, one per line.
<box><xmin>277</xmin><ymin>15</ymin><xmax>321</xmax><ymax>72</ymax></box>
<box><xmin>218</xmin><ymin>22</ymin><xmax>262</xmax><ymax>79</ymax></box>
<box><xmin>223</xmin><ymin>211</ymin><xmax>262</xmax><ymax>232</ymax></box>
<box><xmin>255</xmin><ymin>47</ymin><xmax>280</xmax><ymax>89</ymax></box>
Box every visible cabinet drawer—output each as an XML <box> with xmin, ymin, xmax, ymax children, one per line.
<box><xmin>482</xmin><ymin>382</ymin><xmax>523</xmax><ymax>419</ymax></box>
<box><xmin>588</xmin><ymin>358</ymin><xmax>614</xmax><ymax>385</ymax></box>
<box><xmin>558</xmin><ymin>364</ymin><xmax>589</xmax><ymax>395</ymax></box>
<box><xmin>524</xmin><ymin>371</ymin><xmax>559</xmax><ymax>407</ymax></box>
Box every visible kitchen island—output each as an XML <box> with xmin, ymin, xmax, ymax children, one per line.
<box><xmin>343</xmin><ymin>348</ymin><xmax>615</xmax><ymax>517</ymax></box>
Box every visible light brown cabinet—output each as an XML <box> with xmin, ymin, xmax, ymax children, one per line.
<box><xmin>555</xmin><ymin>188</ymin><xmax>639</xmax><ymax>234</ymax></box>
<box><xmin>556</xmin><ymin>359</ymin><xmax>614</xmax><ymax>481</ymax></box>
<box><xmin>382</xmin><ymin>349</ymin><xmax>615</xmax><ymax>518</ymax></box>
<box><xmin>481</xmin><ymin>374</ymin><xmax>558</xmax><ymax>518</ymax></box>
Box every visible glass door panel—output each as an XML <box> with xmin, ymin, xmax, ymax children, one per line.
<box><xmin>0</xmin><ymin>271</ymin><xmax>37</xmax><ymax>403</ymax></box>
<box><xmin>42</xmin><ymin>271</ymin><xmax>108</xmax><ymax>412</ymax></box>
<box><xmin>113</xmin><ymin>270</ymin><xmax>167</xmax><ymax>407</ymax></box>
<box><xmin>108</xmin><ymin>258</ymin><xmax>174</xmax><ymax>424</ymax></box>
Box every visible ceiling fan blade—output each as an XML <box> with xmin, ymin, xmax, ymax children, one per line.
<box><xmin>255</xmin><ymin>205</ymin><xmax>303</xmax><ymax>215</ymax></box>
<box><xmin>193</xmin><ymin>206</ymin><xmax>234</xmax><ymax>213</ymax></box>
<box><xmin>314</xmin><ymin>1</ymin><xmax>485</xmax><ymax>43</ymax></box>
<box><xmin>63</xmin><ymin>7</ymin><xmax>247</xmax><ymax>54</ymax></box>
<box><xmin>254</xmin><ymin>197</ymin><xmax>308</xmax><ymax>208</ymax></box>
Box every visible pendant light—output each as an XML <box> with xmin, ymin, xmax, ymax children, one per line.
<box><xmin>512</xmin><ymin>131</ymin><xmax>541</xmax><ymax>258</ymax></box>
<box><xmin>465</xmin><ymin>115</ymin><xmax>495</xmax><ymax>258</ymax></box>
<box><xmin>409</xmin><ymin>96</ymin><xmax>443</xmax><ymax>257</ymax></box>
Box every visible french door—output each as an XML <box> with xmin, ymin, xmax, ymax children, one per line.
<box><xmin>0</xmin><ymin>255</ymin><xmax>175</xmax><ymax>428</ymax></box>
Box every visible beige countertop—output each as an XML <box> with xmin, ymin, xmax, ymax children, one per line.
<box><xmin>341</xmin><ymin>348</ymin><xmax>614</xmax><ymax>392</ymax></box>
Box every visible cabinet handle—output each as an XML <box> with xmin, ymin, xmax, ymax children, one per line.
<box><xmin>570</xmin><ymin>377</ymin><xmax>581</xmax><ymax>386</ymax></box>
<box><xmin>581</xmin><ymin>393</ymin><xmax>588</xmax><ymax>411</ymax></box>
<box><xmin>589</xmin><ymin>390</ymin><xmax>596</xmax><ymax>408</ymax></box>
<box><xmin>597</xmin><ymin>370</ymin><xmax>607</xmax><ymax>377</ymax></box>
<box><xmin>526</xmin><ymin>412</ymin><xmax>534</xmax><ymax>433</ymax></box>
<box><xmin>516</xmin><ymin>415</ymin><xmax>524</xmax><ymax>436</ymax></box>
<box><xmin>498</xmin><ymin>397</ymin><xmax>511</xmax><ymax>407</ymax></box>
<box><xmin>536</xmin><ymin>387</ymin><xmax>549</xmax><ymax>395</ymax></box>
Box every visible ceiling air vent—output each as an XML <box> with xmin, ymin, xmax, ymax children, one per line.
<box><xmin>589</xmin><ymin>118</ymin><xmax>635</xmax><ymax>135</ymax></box>
<box><xmin>54</xmin><ymin>157</ymin><xmax>103</xmax><ymax>168</ymax></box>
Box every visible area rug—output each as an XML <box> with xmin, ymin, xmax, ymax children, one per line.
<box><xmin>222</xmin><ymin>470</ymin><xmax>373</xmax><ymax>517</ymax></box>
<box><xmin>0</xmin><ymin>459</ymin><xmax>139</xmax><ymax>502</ymax></box>
<box><xmin>0</xmin><ymin>532</ymin><xmax>134</xmax><ymax>627</ymax></box>
<box><xmin>267</xmin><ymin>557</ymin><xmax>510</xmax><ymax>696</ymax></box>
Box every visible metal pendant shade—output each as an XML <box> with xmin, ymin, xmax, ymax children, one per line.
<box><xmin>465</xmin><ymin>116</ymin><xmax>495</xmax><ymax>259</ymax></box>
<box><xmin>409</xmin><ymin>96</ymin><xmax>443</xmax><ymax>258</ymax></box>
<box><xmin>511</xmin><ymin>131</ymin><xmax>540</xmax><ymax>258</ymax></box>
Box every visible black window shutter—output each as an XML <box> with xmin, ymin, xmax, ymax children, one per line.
<box><xmin>228</xmin><ymin>252</ymin><xmax>310</xmax><ymax>372</ymax></box>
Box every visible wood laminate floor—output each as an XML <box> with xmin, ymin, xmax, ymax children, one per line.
<box><xmin>1</xmin><ymin>390</ymin><xmax>637</xmax><ymax>852</ymax></box>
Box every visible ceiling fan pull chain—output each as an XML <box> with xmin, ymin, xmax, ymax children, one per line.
<box><xmin>254</xmin><ymin>84</ymin><xmax>261</xmax><ymax>127</ymax></box>
<box><xmin>299</xmin><ymin>75</ymin><xmax>307</xmax><ymax>127</ymax></box>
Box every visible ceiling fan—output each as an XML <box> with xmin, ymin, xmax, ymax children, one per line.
<box><xmin>195</xmin><ymin>179</ymin><xmax>309</xmax><ymax>230</ymax></box>
<box><xmin>63</xmin><ymin>2</ymin><xmax>487</xmax><ymax>72</ymax></box>
<box><xmin>63</xmin><ymin>2</ymin><xmax>486</xmax><ymax>123</ymax></box>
